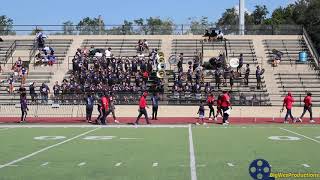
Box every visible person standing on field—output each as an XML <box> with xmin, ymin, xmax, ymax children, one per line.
<box><xmin>20</xmin><ymin>93</ymin><xmax>28</xmax><ymax>123</ymax></box>
<box><xmin>221</xmin><ymin>90</ymin><xmax>231</xmax><ymax>125</ymax></box>
<box><xmin>151</xmin><ymin>92</ymin><xmax>160</xmax><ymax>120</ymax></box>
<box><xmin>207</xmin><ymin>93</ymin><xmax>215</xmax><ymax>121</ymax></box>
<box><xmin>135</xmin><ymin>92</ymin><xmax>150</xmax><ymax>125</ymax></box>
<box><xmin>297</xmin><ymin>92</ymin><xmax>315</xmax><ymax>123</ymax></box>
<box><xmin>85</xmin><ymin>93</ymin><xmax>94</xmax><ymax>123</ymax></box>
<box><xmin>109</xmin><ymin>93</ymin><xmax>119</xmax><ymax>123</ymax></box>
<box><xmin>282</xmin><ymin>92</ymin><xmax>294</xmax><ymax>123</ymax></box>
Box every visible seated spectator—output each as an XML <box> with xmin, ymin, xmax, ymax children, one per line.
<box><xmin>137</xmin><ymin>40</ymin><xmax>144</xmax><ymax>52</ymax></box>
<box><xmin>20</xmin><ymin>66</ymin><xmax>28</xmax><ymax>84</ymax></box>
<box><xmin>48</xmin><ymin>54</ymin><xmax>56</xmax><ymax>66</ymax></box>
<box><xmin>272</xmin><ymin>49</ymin><xmax>283</xmax><ymax>67</ymax></box>
<box><xmin>217</xmin><ymin>30</ymin><xmax>224</xmax><ymax>41</ymax></box>
<box><xmin>209</xmin><ymin>29</ymin><xmax>218</xmax><ymax>41</ymax></box>
<box><xmin>143</xmin><ymin>39</ymin><xmax>149</xmax><ymax>51</ymax></box>
<box><xmin>203</xmin><ymin>29</ymin><xmax>210</xmax><ymax>37</ymax></box>
<box><xmin>35</xmin><ymin>31</ymin><xmax>47</xmax><ymax>49</ymax></box>
<box><xmin>42</xmin><ymin>46</ymin><xmax>54</xmax><ymax>55</ymax></box>
<box><xmin>89</xmin><ymin>46</ymin><xmax>96</xmax><ymax>57</ymax></box>
<box><xmin>105</xmin><ymin>47</ymin><xmax>112</xmax><ymax>58</ymax></box>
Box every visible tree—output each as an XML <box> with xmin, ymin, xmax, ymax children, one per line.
<box><xmin>134</xmin><ymin>18</ymin><xmax>148</xmax><ymax>35</ymax></box>
<box><xmin>145</xmin><ymin>17</ymin><xmax>174</xmax><ymax>35</ymax></box>
<box><xmin>62</xmin><ymin>21</ymin><xmax>75</xmax><ymax>35</ymax></box>
<box><xmin>188</xmin><ymin>17</ymin><xmax>212</xmax><ymax>35</ymax></box>
<box><xmin>0</xmin><ymin>15</ymin><xmax>15</xmax><ymax>35</ymax></box>
<box><xmin>76</xmin><ymin>16</ymin><xmax>105</xmax><ymax>35</ymax></box>
<box><xmin>251</xmin><ymin>5</ymin><xmax>269</xmax><ymax>25</ymax></box>
<box><xmin>216</xmin><ymin>8</ymin><xmax>238</xmax><ymax>27</ymax></box>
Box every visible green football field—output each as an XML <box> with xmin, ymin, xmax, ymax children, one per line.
<box><xmin>0</xmin><ymin>124</ymin><xmax>319</xmax><ymax>180</ymax></box>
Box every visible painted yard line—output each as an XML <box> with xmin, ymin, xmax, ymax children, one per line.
<box><xmin>302</xmin><ymin>164</ymin><xmax>310</xmax><ymax>168</ymax></box>
<box><xmin>41</xmin><ymin>162</ymin><xmax>49</xmax><ymax>166</ymax></box>
<box><xmin>280</xmin><ymin>127</ymin><xmax>320</xmax><ymax>144</ymax></box>
<box><xmin>227</xmin><ymin>163</ymin><xmax>235</xmax><ymax>167</ymax></box>
<box><xmin>0</xmin><ymin>128</ymin><xmax>12</xmax><ymax>131</ymax></box>
<box><xmin>0</xmin><ymin>125</ymin><xmax>189</xmax><ymax>128</ymax></box>
<box><xmin>115</xmin><ymin>162</ymin><xmax>122</xmax><ymax>167</ymax></box>
<box><xmin>119</xmin><ymin>138</ymin><xmax>144</xmax><ymax>140</ymax></box>
<box><xmin>0</xmin><ymin>127</ymin><xmax>100</xmax><ymax>169</ymax></box>
<box><xmin>188</xmin><ymin>124</ymin><xmax>197</xmax><ymax>180</ymax></box>
<box><xmin>196</xmin><ymin>164</ymin><xmax>206</xmax><ymax>167</ymax></box>
<box><xmin>78</xmin><ymin>162</ymin><xmax>86</xmax><ymax>166</ymax></box>
<box><xmin>152</xmin><ymin>162</ymin><xmax>158</xmax><ymax>167</ymax></box>
<box><xmin>0</xmin><ymin>164</ymin><xmax>18</xmax><ymax>167</ymax></box>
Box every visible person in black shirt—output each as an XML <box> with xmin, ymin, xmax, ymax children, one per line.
<box><xmin>209</xmin><ymin>29</ymin><xmax>218</xmax><ymax>41</ymax></box>
<box><xmin>244</xmin><ymin>64</ymin><xmax>250</xmax><ymax>86</ymax></box>
<box><xmin>237</xmin><ymin>54</ymin><xmax>244</xmax><ymax>76</ymax></box>
<box><xmin>86</xmin><ymin>93</ymin><xmax>95</xmax><ymax>123</ymax></box>
<box><xmin>29</xmin><ymin>82</ymin><xmax>36</xmax><ymax>103</ymax></box>
<box><xmin>53</xmin><ymin>81</ymin><xmax>61</xmax><ymax>103</ymax></box>
<box><xmin>18</xmin><ymin>85</ymin><xmax>26</xmax><ymax>94</ymax></box>
<box><xmin>255</xmin><ymin>66</ymin><xmax>264</xmax><ymax>89</ymax></box>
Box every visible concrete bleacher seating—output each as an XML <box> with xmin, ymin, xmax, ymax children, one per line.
<box><xmin>171</xmin><ymin>39</ymin><xmax>257</xmax><ymax>65</ymax></box>
<box><xmin>82</xmin><ymin>39</ymin><xmax>162</xmax><ymax>57</ymax></box>
<box><xmin>0</xmin><ymin>71</ymin><xmax>54</xmax><ymax>104</ymax></box>
<box><xmin>263</xmin><ymin>39</ymin><xmax>312</xmax><ymax>65</ymax></box>
<box><xmin>0</xmin><ymin>40</ymin><xmax>15</xmax><ymax>64</ymax></box>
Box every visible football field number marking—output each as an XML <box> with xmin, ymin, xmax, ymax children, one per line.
<box><xmin>227</xmin><ymin>163</ymin><xmax>235</xmax><ymax>167</ymax></box>
<box><xmin>0</xmin><ymin>127</ymin><xmax>100</xmax><ymax>169</ymax></box>
<box><xmin>115</xmin><ymin>162</ymin><xmax>122</xmax><ymax>167</ymax></box>
<box><xmin>302</xmin><ymin>164</ymin><xmax>310</xmax><ymax>168</ymax></box>
<box><xmin>280</xmin><ymin>128</ymin><xmax>320</xmax><ymax>144</ymax></box>
<box><xmin>268</xmin><ymin>136</ymin><xmax>300</xmax><ymax>141</ymax></box>
<box><xmin>152</xmin><ymin>162</ymin><xmax>158</xmax><ymax>167</ymax></box>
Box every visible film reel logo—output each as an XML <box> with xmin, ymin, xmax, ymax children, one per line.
<box><xmin>249</xmin><ymin>159</ymin><xmax>275</xmax><ymax>180</ymax></box>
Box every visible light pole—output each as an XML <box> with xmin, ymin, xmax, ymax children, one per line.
<box><xmin>239</xmin><ymin>0</ymin><xmax>245</xmax><ymax>35</ymax></box>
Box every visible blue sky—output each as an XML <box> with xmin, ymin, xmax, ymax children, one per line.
<box><xmin>0</xmin><ymin>0</ymin><xmax>294</xmax><ymax>25</ymax></box>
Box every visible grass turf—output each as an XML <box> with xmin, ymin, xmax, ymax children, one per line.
<box><xmin>0</xmin><ymin>125</ymin><xmax>319</xmax><ymax>180</ymax></box>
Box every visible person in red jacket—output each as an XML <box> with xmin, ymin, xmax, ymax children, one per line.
<box><xmin>100</xmin><ymin>93</ymin><xmax>110</xmax><ymax>125</ymax></box>
<box><xmin>282</xmin><ymin>92</ymin><xmax>294</xmax><ymax>123</ymax></box>
<box><xmin>135</xmin><ymin>92</ymin><xmax>150</xmax><ymax>125</ymax></box>
<box><xmin>207</xmin><ymin>93</ymin><xmax>215</xmax><ymax>121</ymax></box>
<box><xmin>221</xmin><ymin>90</ymin><xmax>231</xmax><ymax>125</ymax></box>
<box><xmin>297</xmin><ymin>92</ymin><xmax>315</xmax><ymax>123</ymax></box>
<box><xmin>214</xmin><ymin>94</ymin><xmax>223</xmax><ymax>121</ymax></box>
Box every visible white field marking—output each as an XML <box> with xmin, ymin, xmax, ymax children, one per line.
<box><xmin>83</xmin><ymin>136</ymin><xmax>115</xmax><ymax>140</ymax></box>
<box><xmin>188</xmin><ymin>124</ymin><xmax>197</xmax><ymax>180</ymax></box>
<box><xmin>115</xmin><ymin>162</ymin><xmax>122</xmax><ymax>167</ymax></box>
<box><xmin>227</xmin><ymin>163</ymin><xmax>235</xmax><ymax>167</ymax></box>
<box><xmin>0</xmin><ymin>164</ymin><xmax>18</xmax><ymax>167</ymax></box>
<box><xmin>302</xmin><ymin>164</ymin><xmax>310</xmax><ymax>168</ymax></box>
<box><xmin>0</xmin><ymin>125</ymin><xmax>189</xmax><ymax>128</ymax></box>
<box><xmin>152</xmin><ymin>162</ymin><xmax>158</xmax><ymax>167</ymax></box>
<box><xmin>268</xmin><ymin>136</ymin><xmax>300</xmax><ymax>141</ymax></box>
<box><xmin>34</xmin><ymin>136</ymin><xmax>66</xmax><ymax>140</ymax></box>
<box><xmin>280</xmin><ymin>128</ymin><xmax>320</xmax><ymax>144</ymax></box>
<box><xmin>78</xmin><ymin>162</ymin><xmax>86</xmax><ymax>166</ymax></box>
<box><xmin>316</xmin><ymin>136</ymin><xmax>320</xmax><ymax>139</ymax></box>
<box><xmin>0</xmin><ymin>128</ymin><xmax>12</xmax><ymax>131</ymax></box>
<box><xmin>0</xmin><ymin>127</ymin><xmax>100</xmax><ymax>169</ymax></box>
<box><xmin>196</xmin><ymin>164</ymin><xmax>206</xmax><ymax>167</ymax></box>
<box><xmin>119</xmin><ymin>138</ymin><xmax>144</xmax><ymax>140</ymax></box>
<box><xmin>41</xmin><ymin>162</ymin><xmax>49</xmax><ymax>166</ymax></box>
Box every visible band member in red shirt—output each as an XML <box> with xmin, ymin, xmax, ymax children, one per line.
<box><xmin>214</xmin><ymin>94</ymin><xmax>223</xmax><ymax>121</ymax></box>
<box><xmin>100</xmin><ymin>93</ymin><xmax>110</xmax><ymax>125</ymax></box>
<box><xmin>221</xmin><ymin>90</ymin><xmax>231</xmax><ymax>125</ymax></box>
<box><xmin>282</xmin><ymin>92</ymin><xmax>294</xmax><ymax>123</ymax></box>
<box><xmin>135</xmin><ymin>92</ymin><xmax>150</xmax><ymax>125</ymax></box>
<box><xmin>297</xmin><ymin>92</ymin><xmax>315</xmax><ymax>123</ymax></box>
<box><xmin>207</xmin><ymin>93</ymin><xmax>215</xmax><ymax>121</ymax></box>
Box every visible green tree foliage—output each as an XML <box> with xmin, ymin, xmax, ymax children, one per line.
<box><xmin>0</xmin><ymin>15</ymin><xmax>15</xmax><ymax>35</ymax></box>
<box><xmin>76</xmin><ymin>16</ymin><xmax>105</xmax><ymax>35</ymax></box>
<box><xmin>62</xmin><ymin>21</ymin><xmax>75</xmax><ymax>35</ymax></box>
<box><xmin>188</xmin><ymin>16</ymin><xmax>213</xmax><ymax>35</ymax></box>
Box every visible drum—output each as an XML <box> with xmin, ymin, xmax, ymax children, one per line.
<box><xmin>230</xmin><ymin>58</ymin><xmax>239</xmax><ymax>68</ymax></box>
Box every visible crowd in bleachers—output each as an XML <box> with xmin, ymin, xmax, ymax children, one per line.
<box><xmin>55</xmin><ymin>45</ymin><xmax>164</xmax><ymax>104</ymax></box>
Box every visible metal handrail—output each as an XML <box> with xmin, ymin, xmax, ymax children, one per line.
<box><xmin>303</xmin><ymin>27</ymin><xmax>319</xmax><ymax>68</ymax></box>
<box><xmin>3</xmin><ymin>40</ymin><xmax>17</xmax><ymax>66</ymax></box>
